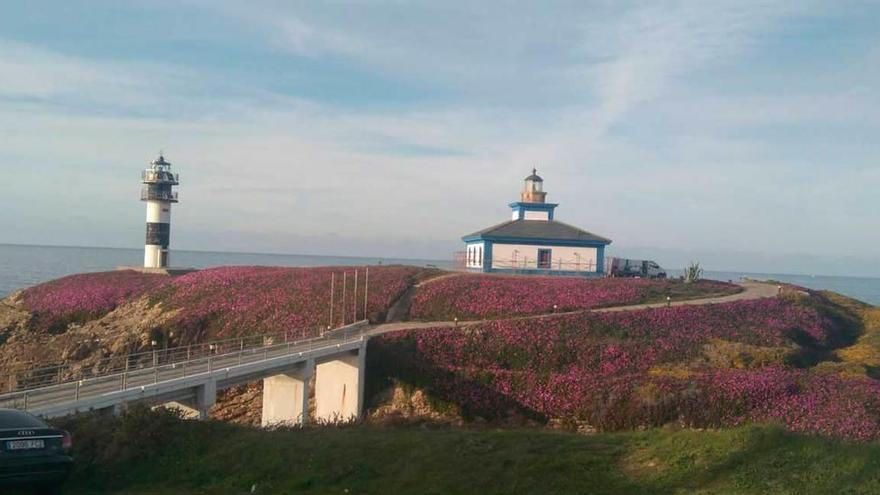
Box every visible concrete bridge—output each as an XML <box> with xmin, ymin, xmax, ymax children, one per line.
<box><xmin>0</xmin><ymin>322</ymin><xmax>371</xmax><ymax>426</ymax></box>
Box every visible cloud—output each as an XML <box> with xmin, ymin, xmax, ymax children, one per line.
<box><xmin>0</xmin><ymin>1</ymin><xmax>877</xmax><ymax>274</ymax></box>
<box><xmin>0</xmin><ymin>40</ymin><xmax>190</xmax><ymax>110</ymax></box>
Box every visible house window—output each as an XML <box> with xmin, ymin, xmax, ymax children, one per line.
<box><xmin>537</xmin><ymin>249</ymin><xmax>552</xmax><ymax>269</ymax></box>
<box><xmin>478</xmin><ymin>247</ymin><xmax>482</xmax><ymax>266</ymax></box>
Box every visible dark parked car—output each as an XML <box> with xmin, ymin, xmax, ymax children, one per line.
<box><xmin>0</xmin><ymin>409</ymin><xmax>72</xmax><ymax>494</ymax></box>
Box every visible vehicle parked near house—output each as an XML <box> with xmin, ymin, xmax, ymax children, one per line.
<box><xmin>605</xmin><ymin>257</ymin><xmax>667</xmax><ymax>279</ymax></box>
<box><xmin>0</xmin><ymin>409</ymin><xmax>73</xmax><ymax>494</ymax></box>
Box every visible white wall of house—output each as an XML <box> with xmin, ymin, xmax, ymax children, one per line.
<box><xmin>491</xmin><ymin>243</ymin><xmax>598</xmax><ymax>272</ymax></box>
<box><xmin>510</xmin><ymin>210</ymin><xmax>551</xmax><ymax>221</ymax></box>
<box><xmin>466</xmin><ymin>241</ymin><xmax>486</xmax><ymax>269</ymax></box>
<box><xmin>523</xmin><ymin>210</ymin><xmax>550</xmax><ymax>220</ymax></box>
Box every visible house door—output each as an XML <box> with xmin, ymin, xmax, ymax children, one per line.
<box><xmin>537</xmin><ymin>249</ymin><xmax>552</xmax><ymax>269</ymax></box>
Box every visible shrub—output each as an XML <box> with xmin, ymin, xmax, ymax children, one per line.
<box><xmin>410</xmin><ymin>274</ymin><xmax>739</xmax><ymax>320</ymax></box>
<box><xmin>683</xmin><ymin>261</ymin><xmax>703</xmax><ymax>283</ymax></box>
<box><xmin>369</xmin><ymin>295</ymin><xmax>879</xmax><ymax>440</ymax></box>
<box><xmin>149</xmin><ymin>265</ymin><xmax>432</xmax><ymax>341</ymax></box>
<box><xmin>20</xmin><ymin>271</ymin><xmax>169</xmax><ymax>333</ymax></box>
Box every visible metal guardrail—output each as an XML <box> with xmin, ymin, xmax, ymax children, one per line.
<box><xmin>492</xmin><ymin>258</ymin><xmax>597</xmax><ymax>270</ymax></box>
<box><xmin>465</xmin><ymin>257</ymin><xmax>598</xmax><ymax>271</ymax></box>
<box><xmin>140</xmin><ymin>189</ymin><xmax>179</xmax><ymax>202</ymax></box>
<box><xmin>1</xmin><ymin>324</ymin><xmax>366</xmax><ymax>395</ymax></box>
<box><xmin>0</xmin><ymin>322</ymin><xmax>369</xmax><ymax>412</ymax></box>
<box><xmin>141</xmin><ymin>170</ymin><xmax>179</xmax><ymax>184</ymax></box>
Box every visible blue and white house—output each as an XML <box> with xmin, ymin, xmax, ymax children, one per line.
<box><xmin>462</xmin><ymin>169</ymin><xmax>611</xmax><ymax>276</ymax></box>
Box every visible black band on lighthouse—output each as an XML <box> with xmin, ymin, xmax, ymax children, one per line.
<box><xmin>145</xmin><ymin>222</ymin><xmax>171</xmax><ymax>247</ymax></box>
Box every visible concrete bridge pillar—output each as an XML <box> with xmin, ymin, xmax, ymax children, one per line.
<box><xmin>314</xmin><ymin>344</ymin><xmax>366</xmax><ymax>423</ymax></box>
<box><xmin>163</xmin><ymin>378</ymin><xmax>216</xmax><ymax>420</ymax></box>
<box><xmin>261</xmin><ymin>360</ymin><xmax>314</xmax><ymax>427</ymax></box>
<box><xmin>194</xmin><ymin>379</ymin><xmax>217</xmax><ymax>420</ymax></box>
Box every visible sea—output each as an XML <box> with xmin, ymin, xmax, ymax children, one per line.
<box><xmin>1</xmin><ymin>244</ymin><xmax>878</xmax><ymax>305</ymax></box>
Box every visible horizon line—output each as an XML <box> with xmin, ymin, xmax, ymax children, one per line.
<box><xmin>2</xmin><ymin>242</ymin><xmax>879</xmax><ymax>281</ymax></box>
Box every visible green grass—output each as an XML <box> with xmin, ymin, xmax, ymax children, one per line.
<box><xmin>52</xmin><ymin>408</ymin><xmax>880</xmax><ymax>495</ymax></box>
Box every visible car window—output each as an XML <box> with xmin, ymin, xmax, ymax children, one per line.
<box><xmin>0</xmin><ymin>410</ymin><xmax>48</xmax><ymax>428</ymax></box>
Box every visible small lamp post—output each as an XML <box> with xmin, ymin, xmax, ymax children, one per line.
<box><xmin>666</xmin><ymin>296</ymin><xmax>671</xmax><ymax>307</ymax></box>
<box><xmin>454</xmin><ymin>317</ymin><xmax>459</xmax><ymax>327</ymax></box>
<box><xmin>553</xmin><ymin>304</ymin><xmax>558</xmax><ymax>313</ymax></box>
<box><xmin>151</xmin><ymin>340</ymin><xmax>158</xmax><ymax>366</ymax></box>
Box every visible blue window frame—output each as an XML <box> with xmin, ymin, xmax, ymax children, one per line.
<box><xmin>537</xmin><ymin>248</ymin><xmax>552</xmax><ymax>269</ymax></box>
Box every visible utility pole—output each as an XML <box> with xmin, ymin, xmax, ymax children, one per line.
<box><xmin>363</xmin><ymin>267</ymin><xmax>369</xmax><ymax>321</ymax></box>
<box><xmin>329</xmin><ymin>273</ymin><xmax>335</xmax><ymax>329</ymax></box>
<box><xmin>353</xmin><ymin>269</ymin><xmax>358</xmax><ymax>323</ymax></box>
<box><xmin>341</xmin><ymin>271</ymin><xmax>347</xmax><ymax>326</ymax></box>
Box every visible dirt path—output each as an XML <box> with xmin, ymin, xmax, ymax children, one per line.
<box><xmin>366</xmin><ymin>280</ymin><xmax>780</xmax><ymax>337</ymax></box>
<box><xmin>383</xmin><ymin>272</ymin><xmax>468</xmax><ymax>323</ymax></box>
<box><xmin>592</xmin><ymin>280</ymin><xmax>779</xmax><ymax>313</ymax></box>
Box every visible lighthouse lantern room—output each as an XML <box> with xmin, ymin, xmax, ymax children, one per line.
<box><xmin>141</xmin><ymin>154</ymin><xmax>179</xmax><ymax>268</ymax></box>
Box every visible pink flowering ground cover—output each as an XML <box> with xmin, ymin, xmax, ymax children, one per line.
<box><xmin>410</xmin><ymin>274</ymin><xmax>740</xmax><ymax>320</ymax></box>
<box><xmin>369</xmin><ymin>293</ymin><xmax>880</xmax><ymax>441</ymax></box>
<box><xmin>19</xmin><ymin>271</ymin><xmax>170</xmax><ymax>333</ymax></box>
<box><xmin>675</xmin><ymin>368</ymin><xmax>880</xmax><ymax>442</ymax></box>
<box><xmin>149</xmin><ymin>265</ymin><xmax>433</xmax><ymax>341</ymax></box>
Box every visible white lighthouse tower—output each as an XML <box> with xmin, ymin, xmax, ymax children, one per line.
<box><xmin>140</xmin><ymin>154</ymin><xmax>179</xmax><ymax>268</ymax></box>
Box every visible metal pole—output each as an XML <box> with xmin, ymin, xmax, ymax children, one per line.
<box><xmin>121</xmin><ymin>372</ymin><xmax>127</xmax><ymax>391</ymax></box>
<box><xmin>353</xmin><ymin>269</ymin><xmax>358</xmax><ymax>324</ymax></box>
<box><xmin>329</xmin><ymin>272</ymin><xmax>335</xmax><ymax>329</ymax></box>
<box><xmin>364</xmin><ymin>266</ymin><xmax>369</xmax><ymax>321</ymax></box>
<box><xmin>341</xmin><ymin>271</ymin><xmax>347</xmax><ymax>326</ymax></box>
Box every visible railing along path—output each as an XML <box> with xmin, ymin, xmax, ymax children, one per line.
<box><xmin>0</xmin><ymin>323</ymin><xmax>368</xmax><ymax>412</ymax></box>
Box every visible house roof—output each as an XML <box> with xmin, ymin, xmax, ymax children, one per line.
<box><xmin>463</xmin><ymin>219</ymin><xmax>612</xmax><ymax>244</ymax></box>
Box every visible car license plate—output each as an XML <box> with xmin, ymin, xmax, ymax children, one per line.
<box><xmin>7</xmin><ymin>439</ymin><xmax>45</xmax><ymax>450</ymax></box>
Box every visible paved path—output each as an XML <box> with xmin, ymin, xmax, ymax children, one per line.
<box><xmin>366</xmin><ymin>280</ymin><xmax>780</xmax><ymax>336</ymax></box>
<box><xmin>592</xmin><ymin>280</ymin><xmax>779</xmax><ymax>313</ymax></box>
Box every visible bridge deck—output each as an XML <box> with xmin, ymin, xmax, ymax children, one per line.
<box><xmin>0</xmin><ymin>323</ymin><xmax>369</xmax><ymax>418</ymax></box>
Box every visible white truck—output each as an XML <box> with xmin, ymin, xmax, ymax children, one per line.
<box><xmin>605</xmin><ymin>257</ymin><xmax>667</xmax><ymax>279</ymax></box>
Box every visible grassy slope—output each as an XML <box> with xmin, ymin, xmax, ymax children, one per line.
<box><xmin>55</xmin><ymin>410</ymin><xmax>880</xmax><ymax>495</ymax></box>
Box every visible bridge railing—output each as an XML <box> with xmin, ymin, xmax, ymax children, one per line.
<box><xmin>0</xmin><ymin>324</ymin><xmax>367</xmax><ymax>395</ymax></box>
<box><xmin>0</xmin><ymin>324</ymin><xmax>369</xmax><ymax>411</ymax></box>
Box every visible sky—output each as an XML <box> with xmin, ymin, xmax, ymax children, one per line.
<box><xmin>0</xmin><ymin>1</ymin><xmax>878</xmax><ymax>276</ymax></box>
